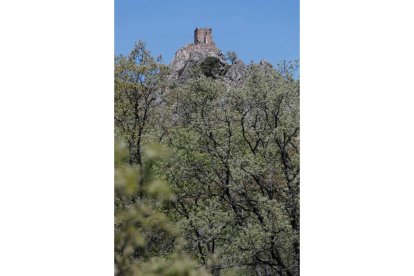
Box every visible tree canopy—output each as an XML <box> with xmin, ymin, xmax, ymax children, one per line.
<box><xmin>115</xmin><ymin>41</ymin><xmax>300</xmax><ymax>276</ymax></box>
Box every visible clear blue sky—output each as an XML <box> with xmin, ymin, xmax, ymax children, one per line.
<box><xmin>115</xmin><ymin>0</ymin><xmax>299</xmax><ymax>65</ymax></box>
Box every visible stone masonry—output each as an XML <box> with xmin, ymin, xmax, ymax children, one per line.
<box><xmin>194</xmin><ymin>28</ymin><xmax>214</xmax><ymax>45</ymax></box>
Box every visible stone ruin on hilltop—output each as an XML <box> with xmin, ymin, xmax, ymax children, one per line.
<box><xmin>194</xmin><ymin>28</ymin><xmax>214</xmax><ymax>46</ymax></box>
<box><xmin>169</xmin><ymin>27</ymin><xmax>226</xmax><ymax>82</ymax></box>
<box><xmin>169</xmin><ymin>28</ymin><xmax>273</xmax><ymax>86</ymax></box>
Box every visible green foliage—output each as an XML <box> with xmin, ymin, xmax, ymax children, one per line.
<box><xmin>225</xmin><ymin>51</ymin><xmax>238</xmax><ymax>64</ymax></box>
<box><xmin>160</xmin><ymin>68</ymin><xmax>299</xmax><ymax>275</ymax></box>
<box><xmin>276</xmin><ymin>59</ymin><xmax>300</xmax><ymax>81</ymax></box>
<box><xmin>114</xmin><ymin>41</ymin><xmax>169</xmax><ymax>165</ymax></box>
<box><xmin>115</xmin><ymin>141</ymin><xmax>210</xmax><ymax>276</ymax></box>
<box><xmin>115</xmin><ymin>40</ymin><xmax>300</xmax><ymax>276</ymax></box>
<box><xmin>199</xmin><ymin>57</ymin><xmax>228</xmax><ymax>78</ymax></box>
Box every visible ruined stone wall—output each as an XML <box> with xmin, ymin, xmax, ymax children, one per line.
<box><xmin>194</xmin><ymin>28</ymin><xmax>213</xmax><ymax>45</ymax></box>
<box><xmin>185</xmin><ymin>43</ymin><xmax>216</xmax><ymax>51</ymax></box>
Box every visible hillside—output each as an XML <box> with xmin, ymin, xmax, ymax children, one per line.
<box><xmin>115</xmin><ymin>28</ymin><xmax>300</xmax><ymax>276</ymax></box>
<box><xmin>168</xmin><ymin>29</ymin><xmax>282</xmax><ymax>88</ymax></box>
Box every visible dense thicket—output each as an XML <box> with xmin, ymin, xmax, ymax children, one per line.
<box><xmin>115</xmin><ymin>41</ymin><xmax>300</xmax><ymax>276</ymax></box>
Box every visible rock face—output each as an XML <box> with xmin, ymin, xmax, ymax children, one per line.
<box><xmin>258</xmin><ymin>59</ymin><xmax>275</xmax><ymax>75</ymax></box>
<box><xmin>168</xmin><ymin>28</ymin><xmax>277</xmax><ymax>87</ymax></box>
<box><xmin>223</xmin><ymin>59</ymin><xmax>247</xmax><ymax>87</ymax></box>
<box><xmin>169</xmin><ymin>43</ymin><xmax>250</xmax><ymax>87</ymax></box>
<box><xmin>169</xmin><ymin>43</ymin><xmax>226</xmax><ymax>83</ymax></box>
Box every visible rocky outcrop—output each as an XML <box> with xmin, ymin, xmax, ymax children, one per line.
<box><xmin>169</xmin><ymin>44</ymin><xmax>226</xmax><ymax>83</ymax></box>
<box><xmin>258</xmin><ymin>59</ymin><xmax>275</xmax><ymax>75</ymax></box>
<box><xmin>168</xmin><ymin>43</ymin><xmax>277</xmax><ymax>88</ymax></box>
<box><xmin>223</xmin><ymin>59</ymin><xmax>247</xmax><ymax>87</ymax></box>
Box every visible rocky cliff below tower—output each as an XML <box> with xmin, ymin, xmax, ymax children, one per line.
<box><xmin>170</xmin><ymin>27</ymin><xmax>247</xmax><ymax>85</ymax></box>
<box><xmin>169</xmin><ymin>28</ymin><xmax>278</xmax><ymax>87</ymax></box>
<box><xmin>169</xmin><ymin>42</ymin><xmax>227</xmax><ymax>83</ymax></box>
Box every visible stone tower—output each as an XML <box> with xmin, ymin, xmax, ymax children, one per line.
<box><xmin>194</xmin><ymin>27</ymin><xmax>213</xmax><ymax>45</ymax></box>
